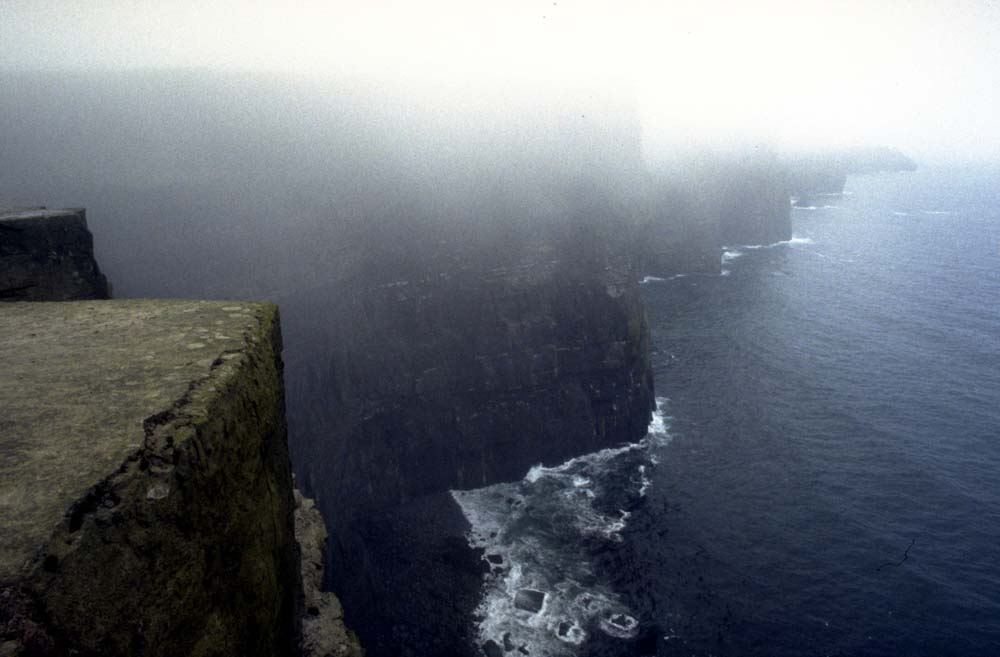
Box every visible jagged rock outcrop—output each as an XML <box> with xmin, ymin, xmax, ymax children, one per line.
<box><xmin>0</xmin><ymin>207</ymin><xmax>110</xmax><ymax>301</ymax></box>
<box><xmin>295</xmin><ymin>487</ymin><xmax>363</xmax><ymax>657</ymax></box>
<box><xmin>0</xmin><ymin>300</ymin><xmax>300</xmax><ymax>657</ymax></box>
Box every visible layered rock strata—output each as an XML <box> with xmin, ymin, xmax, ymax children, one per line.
<box><xmin>0</xmin><ymin>208</ymin><xmax>110</xmax><ymax>301</ymax></box>
<box><xmin>0</xmin><ymin>300</ymin><xmax>299</xmax><ymax>657</ymax></box>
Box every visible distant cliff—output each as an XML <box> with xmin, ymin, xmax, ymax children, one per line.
<box><xmin>638</xmin><ymin>150</ymin><xmax>792</xmax><ymax>277</ymax></box>
<box><xmin>0</xmin><ymin>208</ymin><xmax>110</xmax><ymax>301</ymax></box>
<box><xmin>784</xmin><ymin>146</ymin><xmax>917</xmax><ymax>200</ymax></box>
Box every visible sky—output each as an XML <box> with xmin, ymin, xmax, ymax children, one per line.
<box><xmin>3</xmin><ymin>0</ymin><xmax>1000</xmax><ymax>162</ymax></box>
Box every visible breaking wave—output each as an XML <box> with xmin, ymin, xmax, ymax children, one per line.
<box><xmin>725</xmin><ymin>236</ymin><xmax>813</xmax><ymax>252</ymax></box>
<box><xmin>453</xmin><ymin>399</ymin><xmax>671</xmax><ymax>656</ymax></box>
<box><xmin>641</xmin><ymin>274</ymin><xmax>688</xmax><ymax>285</ymax></box>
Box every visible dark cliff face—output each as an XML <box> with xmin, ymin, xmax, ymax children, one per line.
<box><xmin>716</xmin><ymin>157</ymin><xmax>792</xmax><ymax>246</ymax></box>
<box><xmin>637</xmin><ymin>151</ymin><xmax>793</xmax><ymax>277</ymax></box>
<box><xmin>271</xmin><ymin>96</ymin><xmax>656</xmax><ymax>654</ymax></box>
<box><xmin>279</xmin><ymin>211</ymin><xmax>655</xmax><ymax>654</ymax></box>
<box><xmin>285</xmin><ymin>242</ymin><xmax>653</xmax><ymax>513</ymax></box>
<box><xmin>0</xmin><ymin>208</ymin><xmax>111</xmax><ymax>301</ymax></box>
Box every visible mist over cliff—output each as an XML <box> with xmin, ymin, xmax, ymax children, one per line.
<box><xmin>1</xmin><ymin>70</ymin><xmax>657</xmax><ymax>296</ymax></box>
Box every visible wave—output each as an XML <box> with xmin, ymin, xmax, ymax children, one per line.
<box><xmin>923</xmin><ymin>210</ymin><xmax>955</xmax><ymax>215</ymax></box>
<box><xmin>722</xmin><ymin>249</ymin><xmax>743</xmax><ymax>263</ymax></box>
<box><xmin>727</xmin><ymin>236</ymin><xmax>813</xmax><ymax>251</ymax></box>
<box><xmin>452</xmin><ymin>399</ymin><xmax>671</xmax><ymax>656</ymax></box>
<box><xmin>893</xmin><ymin>211</ymin><xmax>912</xmax><ymax>216</ymax></box>
<box><xmin>640</xmin><ymin>273</ymin><xmax>688</xmax><ymax>285</ymax></box>
<box><xmin>794</xmin><ymin>205</ymin><xmax>840</xmax><ymax>211</ymax></box>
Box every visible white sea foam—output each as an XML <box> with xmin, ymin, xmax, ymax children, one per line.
<box><xmin>452</xmin><ymin>399</ymin><xmax>671</xmax><ymax>655</ymax></box>
<box><xmin>721</xmin><ymin>268</ymin><xmax>731</xmax><ymax>276</ymax></box>
<box><xmin>638</xmin><ymin>464</ymin><xmax>651</xmax><ymax>497</ymax></box>
<box><xmin>641</xmin><ymin>273</ymin><xmax>688</xmax><ymax>285</ymax></box>
<box><xmin>722</xmin><ymin>249</ymin><xmax>743</xmax><ymax>263</ymax></box>
<box><xmin>794</xmin><ymin>205</ymin><xmax>840</xmax><ymax>210</ymax></box>
<box><xmin>893</xmin><ymin>211</ymin><xmax>912</xmax><ymax>216</ymax></box>
<box><xmin>923</xmin><ymin>210</ymin><xmax>955</xmax><ymax>215</ymax></box>
<box><xmin>730</xmin><ymin>236</ymin><xmax>813</xmax><ymax>251</ymax></box>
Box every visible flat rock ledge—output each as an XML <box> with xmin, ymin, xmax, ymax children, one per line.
<box><xmin>0</xmin><ymin>300</ymin><xmax>299</xmax><ymax>657</ymax></box>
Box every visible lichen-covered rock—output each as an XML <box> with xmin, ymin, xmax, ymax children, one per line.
<box><xmin>0</xmin><ymin>300</ymin><xmax>299</xmax><ymax>657</ymax></box>
<box><xmin>0</xmin><ymin>208</ymin><xmax>110</xmax><ymax>301</ymax></box>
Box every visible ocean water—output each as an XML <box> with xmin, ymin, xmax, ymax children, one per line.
<box><xmin>455</xmin><ymin>166</ymin><xmax>1000</xmax><ymax>656</ymax></box>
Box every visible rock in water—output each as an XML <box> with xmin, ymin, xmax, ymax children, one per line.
<box><xmin>514</xmin><ymin>589</ymin><xmax>546</xmax><ymax>614</ymax></box>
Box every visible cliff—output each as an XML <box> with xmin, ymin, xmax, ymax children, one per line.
<box><xmin>784</xmin><ymin>146</ymin><xmax>917</xmax><ymax>200</ymax></box>
<box><xmin>0</xmin><ymin>300</ymin><xmax>301</xmax><ymax>656</ymax></box>
<box><xmin>0</xmin><ymin>208</ymin><xmax>110</xmax><ymax>301</ymax></box>
<box><xmin>275</xmin><ymin>141</ymin><xmax>655</xmax><ymax>651</ymax></box>
<box><xmin>716</xmin><ymin>156</ymin><xmax>792</xmax><ymax>247</ymax></box>
<box><xmin>638</xmin><ymin>151</ymin><xmax>792</xmax><ymax>277</ymax></box>
<box><xmin>287</xmin><ymin>249</ymin><xmax>653</xmax><ymax>511</ymax></box>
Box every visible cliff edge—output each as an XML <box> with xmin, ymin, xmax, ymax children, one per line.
<box><xmin>0</xmin><ymin>300</ymin><xmax>299</xmax><ymax>656</ymax></box>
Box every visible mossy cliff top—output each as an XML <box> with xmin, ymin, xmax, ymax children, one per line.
<box><xmin>0</xmin><ymin>299</ymin><xmax>300</xmax><ymax>657</ymax></box>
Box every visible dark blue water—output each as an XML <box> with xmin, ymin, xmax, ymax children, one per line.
<box><xmin>457</xmin><ymin>167</ymin><xmax>1000</xmax><ymax>656</ymax></box>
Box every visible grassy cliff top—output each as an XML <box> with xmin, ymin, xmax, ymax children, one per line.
<box><xmin>0</xmin><ymin>299</ymin><xmax>276</xmax><ymax>580</ymax></box>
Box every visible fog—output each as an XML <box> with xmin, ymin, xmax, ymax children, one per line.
<box><xmin>4</xmin><ymin>0</ymin><xmax>1000</xmax><ymax>162</ymax></box>
<box><xmin>4</xmin><ymin>1</ymin><xmax>997</xmax><ymax>302</ymax></box>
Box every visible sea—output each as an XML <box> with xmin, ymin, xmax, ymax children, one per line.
<box><xmin>452</xmin><ymin>166</ymin><xmax>1000</xmax><ymax>656</ymax></box>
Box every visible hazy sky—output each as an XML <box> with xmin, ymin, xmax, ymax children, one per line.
<box><xmin>3</xmin><ymin>0</ymin><xmax>1000</xmax><ymax>161</ymax></box>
